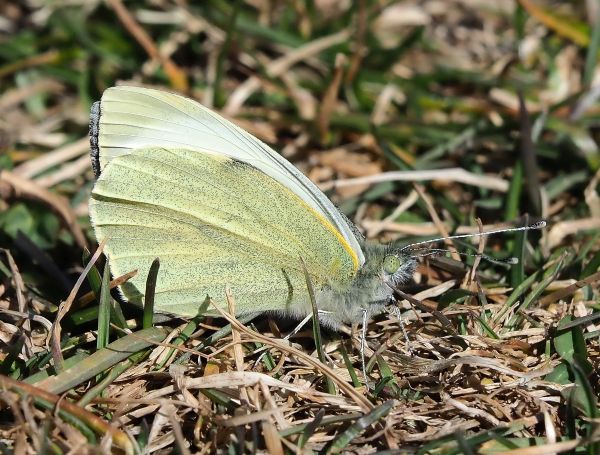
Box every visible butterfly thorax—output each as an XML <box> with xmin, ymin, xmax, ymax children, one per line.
<box><xmin>308</xmin><ymin>243</ymin><xmax>416</xmax><ymax>328</ymax></box>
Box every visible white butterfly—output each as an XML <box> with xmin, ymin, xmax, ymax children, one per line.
<box><xmin>89</xmin><ymin>86</ymin><xmax>416</xmax><ymax>328</ymax></box>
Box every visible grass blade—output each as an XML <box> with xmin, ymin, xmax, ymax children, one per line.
<box><xmin>142</xmin><ymin>257</ymin><xmax>160</xmax><ymax>329</ymax></box>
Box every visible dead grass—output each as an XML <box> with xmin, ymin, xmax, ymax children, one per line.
<box><xmin>1</xmin><ymin>1</ymin><xmax>599</xmax><ymax>453</ymax></box>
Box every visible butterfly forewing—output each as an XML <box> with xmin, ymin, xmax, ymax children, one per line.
<box><xmin>93</xmin><ymin>86</ymin><xmax>365</xmax><ymax>265</ymax></box>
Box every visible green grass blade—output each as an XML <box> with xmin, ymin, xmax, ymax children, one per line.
<box><xmin>31</xmin><ymin>327</ymin><xmax>168</xmax><ymax>394</ymax></box>
<box><xmin>301</xmin><ymin>257</ymin><xmax>336</xmax><ymax>395</ymax></box>
<box><xmin>584</xmin><ymin>5</ymin><xmax>600</xmax><ymax>87</ymax></box>
<box><xmin>96</xmin><ymin>261</ymin><xmax>111</xmax><ymax>350</ymax></box>
<box><xmin>325</xmin><ymin>400</ymin><xmax>394</xmax><ymax>454</ymax></box>
<box><xmin>142</xmin><ymin>257</ymin><xmax>160</xmax><ymax>329</ymax></box>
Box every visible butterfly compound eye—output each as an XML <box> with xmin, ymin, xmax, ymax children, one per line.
<box><xmin>383</xmin><ymin>255</ymin><xmax>401</xmax><ymax>275</ymax></box>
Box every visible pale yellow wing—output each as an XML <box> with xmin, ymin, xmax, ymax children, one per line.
<box><xmin>89</xmin><ymin>147</ymin><xmax>358</xmax><ymax>317</ymax></box>
<box><xmin>91</xmin><ymin>86</ymin><xmax>365</xmax><ymax>265</ymax></box>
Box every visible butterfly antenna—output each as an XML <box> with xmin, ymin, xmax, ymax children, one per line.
<box><xmin>409</xmin><ymin>247</ymin><xmax>520</xmax><ymax>266</ymax></box>
<box><xmin>400</xmin><ymin>220</ymin><xmax>546</xmax><ymax>252</ymax></box>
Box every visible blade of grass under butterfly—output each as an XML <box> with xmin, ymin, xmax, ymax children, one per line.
<box><xmin>142</xmin><ymin>258</ymin><xmax>160</xmax><ymax>329</ymax></box>
<box><xmin>96</xmin><ymin>261</ymin><xmax>111</xmax><ymax>350</ymax></box>
<box><xmin>82</xmin><ymin>249</ymin><xmax>127</xmax><ymax>329</ymax></box>
<box><xmin>339</xmin><ymin>341</ymin><xmax>361</xmax><ymax>388</ymax></box>
<box><xmin>32</xmin><ymin>326</ymin><xmax>168</xmax><ymax>394</ymax></box>
<box><xmin>51</xmin><ymin>239</ymin><xmax>107</xmax><ymax>372</ymax></box>
<box><xmin>83</xmin><ymin>248</ymin><xmax>102</xmax><ymax>298</ymax></box>
<box><xmin>300</xmin><ymin>257</ymin><xmax>336</xmax><ymax>395</ymax></box>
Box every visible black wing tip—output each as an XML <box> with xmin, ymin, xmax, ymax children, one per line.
<box><xmin>89</xmin><ymin>100</ymin><xmax>102</xmax><ymax>178</ymax></box>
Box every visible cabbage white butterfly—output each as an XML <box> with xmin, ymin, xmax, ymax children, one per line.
<box><xmin>88</xmin><ymin>86</ymin><xmax>417</xmax><ymax>329</ymax></box>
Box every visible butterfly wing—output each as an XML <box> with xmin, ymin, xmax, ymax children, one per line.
<box><xmin>90</xmin><ymin>85</ymin><xmax>365</xmax><ymax>265</ymax></box>
<box><xmin>89</xmin><ymin>147</ymin><xmax>358</xmax><ymax>317</ymax></box>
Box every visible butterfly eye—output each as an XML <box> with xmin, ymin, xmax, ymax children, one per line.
<box><xmin>383</xmin><ymin>255</ymin><xmax>401</xmax><ymax>275</ymax></box>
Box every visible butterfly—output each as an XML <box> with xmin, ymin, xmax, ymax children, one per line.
<box><xmin>88</xmin><ymin>86</ymin><xmax>418</xmax><ymax>328</ymax></box>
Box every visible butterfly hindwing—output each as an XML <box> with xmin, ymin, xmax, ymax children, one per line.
<box><xmin>90</xmin><ymin>147</ymin><xmax>358</xmax><ymax>316</ymax></box>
